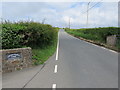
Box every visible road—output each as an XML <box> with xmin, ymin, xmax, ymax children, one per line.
<box><xmin>3</xmin><ymin>29</ymin><xmax>118</xmax><ymax>88</ymax></box>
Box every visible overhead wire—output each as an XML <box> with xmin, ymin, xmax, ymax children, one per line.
<box><xmin>82</xmin><ymin>0</ymin><xmax>103</xmax><ymax>14</ymax></box>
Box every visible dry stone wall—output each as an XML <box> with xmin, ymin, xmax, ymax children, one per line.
<box><xmin>1</xmin><ymin>47</ymin><xmax>33</xmax><ymax>73</ymax></box>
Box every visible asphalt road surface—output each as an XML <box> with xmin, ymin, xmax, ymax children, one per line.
<box><xmin>3</xmin><ymin>29</ymin><xmax>118</xmax><ymax>88</ymax></box>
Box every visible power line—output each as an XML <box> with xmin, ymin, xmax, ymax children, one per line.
<box><xmin>68</xmin><ymin>17</ymin><xmax>71</xmax><ymax>29</ymax></box>
<box><xmin>86</xmin><ymin>2</ymin><xmax>90</xmax><ymax>28</ymax></box>
<box><xmin>82</xmin><ymin>0</ymin><xmax>103</xmax><ymax>14</ymax></box>
<box><xmin>85</xmin><ymin>0</ymin><xmax>102</xmax><ymax>28</ymax></box>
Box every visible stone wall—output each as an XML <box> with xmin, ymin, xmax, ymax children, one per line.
<box><xmin>107</xmin><ymin>35</ymin><xmax>117</xmax><ymax>46</ymax></box>
<box><xmin>1</xmin><ymin>47</ymin><xmax>33</xmax><ymax>73</ymax></box>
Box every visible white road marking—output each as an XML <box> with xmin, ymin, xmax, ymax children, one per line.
<box><xmin>92</xmin><ymin>44</ymin><xmax>118</xmax><ymax>54</ymax></box>
<box><xmin>53</xmin><ymin>32</ymin><xmax>59</xmax><ymax>89</ymax></box>
<box><xmin>56</xmin><ymin>32</ymin><xmax>59</xmax><ymax>60</ymax></box>
<box><xmin>75</xmin><ymin>37</ymin><xmax>118</xmax><ymax>54</ymax></box>
<box><xmin>52</xmin><ymin>84</ymin><xmax>56</xmax><ymax>89</ymax></box>
<box><xmin>54</xmin><ymin>65</ymin><xmax>58</xmax><ymax>73</ymax></box>
<box><xmin>109</xmin><ymin>49</ymin><xmax>118</xmax><ymax>53</ymax></box>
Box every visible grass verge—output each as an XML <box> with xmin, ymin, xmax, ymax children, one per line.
<box><xmin>32</xmin><ymin>37</ymin><xmax>57</xmax><ymax>65</ymax></box>
<box><xmin>65</xmin><ymin>28</ymin><xmax>120</xmax><ymax>52</ymax></box>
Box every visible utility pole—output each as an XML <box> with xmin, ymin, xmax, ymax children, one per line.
<box><xmin>69</xmin><ymin>17</ymin><xmax>71</xmax><ymax>29</ymax></box>
<box><xmin>87</xmin><ymin>2</ymin><xmax>90</xmax><ymax>28</ymax></box>
<box><xmin>42</xmin><ymin>18</ymin><xmax>46</xmax><ymax>24</ymax></box>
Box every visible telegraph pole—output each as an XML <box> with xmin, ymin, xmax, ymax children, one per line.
<box><xmin>69</xmin><ymin>17</ymin><xmax>71</xmax><ymax>29</ymax></box>
<box><xmin>87</xmin><ymin>2</ymin><xmax>90</xmax><ymax>28</ymax></box>
<box><xmin>42</xmin><ymin>18</ymin><xmax>46</xmax><ymax>24</ymax></box>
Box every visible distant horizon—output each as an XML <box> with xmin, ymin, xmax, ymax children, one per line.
<box><xmin>1</xmin><ymin>19</ymin><xmax>119</xmax><ymax>29</ymax></box>
<box><xmin>1</xmin><ymin>2</ymin><xmax>118</xmax><ymax>29</ymax></box>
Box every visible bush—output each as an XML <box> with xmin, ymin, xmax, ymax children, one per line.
<box><xmin>65</xmin><ymin>27</ymin><xmax>120</xmax><ymax>51</ymax></box>
<box><xmin>66</xmin><ymin>27</ymin><xmax>120</xmax><ymax>43</ymax></box>
<box><xmin>1</xmin><ymin>21</ymin><xmax>58</xmax><ymax>49</ymax></box>
<box><xmin>2</xmin><ymin>22</ymin><xmax>26</xmax><ymax>49</ymax></box>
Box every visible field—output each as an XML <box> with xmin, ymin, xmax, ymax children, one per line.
<box><xmin>65</xmin><ymin>27</ymin><xmax>120</xmax><ymax>52</ymax></box>
<box><xmin>1</xmin><ymin>21</ymin><xmax>58</xmax><ymax>64</ymax></box>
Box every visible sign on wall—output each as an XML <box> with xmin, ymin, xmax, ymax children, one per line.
<box><xmin>6</xmin><ymin>53</ymin><xmax>22</xmax><ymax>60</ymax></box>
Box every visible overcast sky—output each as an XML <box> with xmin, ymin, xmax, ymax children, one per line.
<box><xmin>2</xmin><ymin>2</ymin><xmax>118</xmax><ymax>28</ymax></box>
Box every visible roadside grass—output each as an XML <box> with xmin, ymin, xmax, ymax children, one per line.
<box><xmin>32</xmin><ymin>37</ymin><xmax>57</xmax><ymax>65</ymax></box>
<box><xmin>116</xmin><ymin>40</ymin><xmax>120</xmax><ymax>50</ymax></box>
<box><xmin>65</xmin><ymin>27</ymin><xmax>120</xmax><ymax>52</ymax></box>
<box><xmin>68</xmin><ymin>31</ymin><xmax>104</xmax><ymax>43</ymax></box>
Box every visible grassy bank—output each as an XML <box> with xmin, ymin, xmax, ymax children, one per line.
<box><xmin>31</xmin><ymin>28</ymin><xmax>58</xmax><ymax>65</ymax></box>
<box><xmin>32</xmin><ymin>38</ymin><xmax>57</xmax><ymax>65</ymax></box>
<box><xmin>65</xmin><ymin>27</ymin><xmax>120</xmax><ymax>52</ymax></box>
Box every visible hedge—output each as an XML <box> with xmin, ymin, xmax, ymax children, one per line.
<box><xmin>1</xmin><ymin>21</ymin><xmax>58</xmax><ymax>49</ymax></box>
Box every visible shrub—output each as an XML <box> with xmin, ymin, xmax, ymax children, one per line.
<box><xmin>66</xmin><ymin>27</ymin><xmax>120</xmax><ymax>43</ymax></box>
<box><xmin>2</xmin><ymin>22</ymin><xmax>26</xmax><ymax>49</ymax></box>
<box><xmin>1</xmin><ymin>21</ymin><xmax>58</xmax><ymax>49</ymax></box>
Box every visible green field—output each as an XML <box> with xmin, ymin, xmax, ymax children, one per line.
<box><xmin>65</xmin><ymin>27</ymin><xmax>120</xmax><ymax>52</ymax></box>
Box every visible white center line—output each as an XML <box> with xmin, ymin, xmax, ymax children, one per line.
<box><xmin>56</xmin><ymin>32</ymin><xmax>59</xmax><ymax>60</ymax></box>
<box><xmin>54</xmin><ymin>65</ymin><xmax>58</xmax><ymax>73</ymax></box>
<box><xmin>52</xmin><ymin>84</ymin><xmax>56</xmax><ymax>89</ymax></box>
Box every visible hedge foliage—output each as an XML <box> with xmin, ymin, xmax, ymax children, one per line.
<box><xmin>1</xmin><ymin>21</ymin><xmax>58</xmax><ymax>49</ymax></box>
<box><xmin>65</xmin><ymin>27</ymin><xmax>120</xmax><ymax>50</ymax></box>
<box><xmin>65</xmin><ymin>27</ymin><xmax>120</xmax><ymax>43</ymax></box>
